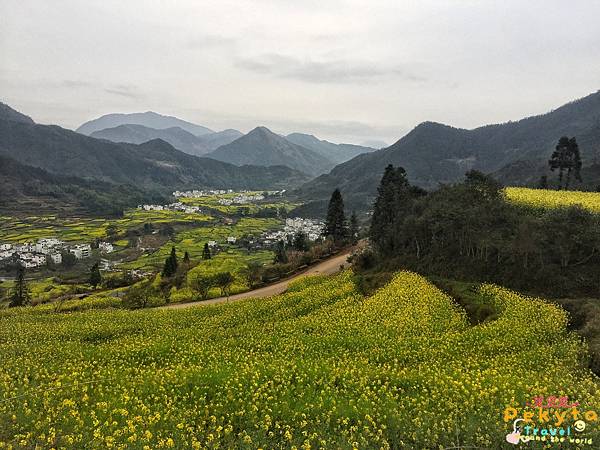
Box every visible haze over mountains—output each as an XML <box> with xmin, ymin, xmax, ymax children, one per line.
<box><xmin>76</xmin><ymin>111</ymin><xmax>214</xmax><ymax>136</ymax></box>
<box><xmin>90</xmin><ymin>124</ymin><xmax>242</xmax><ymax>156</ymax></box>
<box><xmin>81</xmin><ymin>113</ymin><xmax>377</xmax><ymax>172</ymax></box>
<box><xmin>297</xmin><ymin>90</ymin><xmax>600</xmax><ymax>212</ymax></box>
<box><xmin>285</xmin><ymin>133</ymin><xmax>377</xmax><ymax>165</ymax></box>
<box><xmin>3</xmin><ymin>89</ymin><xmax>600</xmax><ymax>216</ymax></box>
<box><xmin>0</xmin><ymin>103</ymin><xmax>312</xmax><ymax>213</ymax></box>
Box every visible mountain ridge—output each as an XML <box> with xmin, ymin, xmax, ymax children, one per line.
<box><xmin>0</xmin><ymin>110</ymin><xmax>311</xmax><ymax>192</ymax></box>
<box><xmin>296</xmin><ymin>90</ymin><xmax>600</xmax><ymax>212</ymax></box>
<box><xmin>77</xmin><ymin>111</ymin><xmax>214</xmax><ymax>136</ymax></box>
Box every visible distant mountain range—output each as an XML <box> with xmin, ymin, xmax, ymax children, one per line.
<box><xmin>0</xmin><ymin>103</ymin><xmax>311</xmax><ymax>212</ymax></box>
<box><xmin>297</xmin><ymin>90</ymin><xmax>600</xmax><ymax>212</ymax></box>
<box><xmin>285</xmin><ymin>133</ymin><xmax>377</xmax><ymax>165</ymax></box>
<box><xmin>90</xmin><ymin>124</ymin><xmax>242</xmax><ymax>156</ymax></box>
<box><xmin>81</xmin><ymin>113</ymin><xmax>377</xmax><ymax>172</ymax></box>
<box><xmin>77</xmin><ymin>111</ymin><xmax>214</xmax><ymax>136</ymax></box>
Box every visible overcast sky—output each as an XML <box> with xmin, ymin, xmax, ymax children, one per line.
<box><xmin>1</xmin><ymin>0</ymin><xmax>599</xmax><ymax>145</ymax></box>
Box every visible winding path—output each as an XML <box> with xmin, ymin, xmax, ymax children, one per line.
<box><xmin>160</xmin><ymin>250</ymin><xmax>352</xmax><ymax>310</ymax></box>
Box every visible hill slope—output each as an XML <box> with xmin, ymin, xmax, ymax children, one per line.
<box><xmin>0</xmin><ymin>102</ymin><xmax>35</xmax><ymax>124</ymax></box>
<box><xmin>285</xmin><ymin>132</ymin><xmax>376</xmax><ymax>164</ymax></box>
<box><xmin>207</xmin><ymin>126</ymin><xmax>335</xmax><ymax>176</ymax></box>
<box><xmin>91</xmin><ymin>124</ymin><xmax>209</xmax><ymax>155</ymax></box>
<box><xmin>2</xmin><ymin>271</ymin><xmax>598</xmax><ymax>447</ymax></box>
<box><xmin>0</xmin><ymin>155</ymin><xmax>166</xmax><ymax>215</ymax></box>
<box><xmin>77</xmin><ymin>111</ymin><xmax>213</xmax><ymax>136</ymax></box>
<box><xmin>91</xmin><ymin>124</ymin><xmax>242</xmax><ymax>156</ymax></box>
<box><xmin>197</xmin><ymin>129</ymin><xmax>243</xmax><ymax>152</ymax></box>
<box><xmin>298</xmin><ymin>90</ymin><xmax>600</xmax><ymax>210</ymax></box>
<box><xmin>0</xmin><ymin>115</ymin><xmax>310</xmax><ymax>191</ymax></box>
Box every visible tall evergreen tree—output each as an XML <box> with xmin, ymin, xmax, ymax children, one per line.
<box><xmin>324</xmin><ymin>188</ymin><xmax>348</xmax><ymax>243</ymax></box>
<box><xmin>349</xmin><ymin>211</ymin><xmax>359</xmax><ymax>244</ymax></box>
<box><xmin>549</xmin><ymin>136</ymin><xmax>582</xmax><ymax>190</ymax></box>
<box><xmin>183</xmin><ymin>251</ymin><xmax>191</xmax><ymax>265</ymax></box>
<box><xmin>202</xmin><ymin>243</ymin><xmax>212</xmax><ymax>260</ymax></box>
<box><xmin>9</xmin><ymin>265</ymin><xmax>30</xmax><ymax>307</ymax></box>
<box><xmin>162</xmin><ymin>246</ymin><xmax>178</xmax><ymax>277</ymax></box>
<box><xmin>370</xmin><ymin>165</ymin><xmax>410</xmax><ymax>253</ymax></box>
<box><xmin>89</xmin><ymin>262</ymin><xmax>102</xmax><ymax>288</ymax></box>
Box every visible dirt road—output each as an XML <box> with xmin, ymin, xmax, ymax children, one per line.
<box><xmin>161</xmin><ymin>250</ymin><xmax>351</xmax><ymax>310</ymax></box>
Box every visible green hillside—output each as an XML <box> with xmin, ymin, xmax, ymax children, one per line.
<box><xmin>2</xmin><ymin>271</ymin><xmax>598</xmax><ymax>448</ymax></box>
<box><xmin>297</xmin><ymin>90</ymin><xmax>600</xmax><ymax>210</ymax></box>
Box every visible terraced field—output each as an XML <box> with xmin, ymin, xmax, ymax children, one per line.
<box><xmin>121</xmin><ymin>218</ymin><xmax>280</xmax><ymax>271</ymax></box>
<box><xmin>0</xmin><ymin>210</ymin><xmax>212</xmax><ymax>243</ymax></box>
<box><xmin>1</xmin><ymin>271</ymin><xmax>598</xmax><ymax>448</ymax></box>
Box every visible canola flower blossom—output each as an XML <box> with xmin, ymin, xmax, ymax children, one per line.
<box><xmin>505</xmin><ymin>187</ymin><xmax>600</xmax><ymax>213</ymax></box>
<box><xmin>1</xmin><ymin>271</ymin><xmax>599</xmax><ymax>448</ymax></box>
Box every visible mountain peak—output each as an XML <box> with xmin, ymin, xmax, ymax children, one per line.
<box><xmin>249</xmin><ymin>125</ymin><xmax>274</xmax><ymax>135</ymax></box>
<box><xmin>207</xmin><ymin>127</ymin><xmax>335</xmax><ymax>176</ymax></box>
<box><xmin>77</xmin><ymin>111</ymin><xmax>214</xmax><ymax>136</ymax></box>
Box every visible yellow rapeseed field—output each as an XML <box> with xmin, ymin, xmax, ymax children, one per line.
<box><xmin>506</xmin><ymin>186</ymin><xmax>600</xmax><ymax>213</ymax></box>
<box><xmin>1</xmin><ymin>271</ymin><xmax>599</xmax><ymax>448</ymax></box>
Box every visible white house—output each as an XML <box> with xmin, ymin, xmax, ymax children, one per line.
<box><xmin>19</xmin><ymin>253</ymin><xmax>46</xmax><ymax>268</ymax></box>
<box><xmin>99</xmin><ymin>242</ymin><xmax>114</xmax><ymax>254</ymax></box>
<box><xmin>226</xmin><ymin>236</ymin><xmax>237</xmax><ymax>244</ymax></box>
<box><xmin>35</xmin><ymin>238</ymin><xmax>64</xmax><ymax>255</ymax></box>
<box><xmin>69</xmin><ymin>244</ymin><xmax>91</xmax><ymax>259</ymax></box>
<box><xmin>15</xmin><ymin>243</ymin><xmax>34</xmax><ymax>253</ymax></box>
<box><xmin>207</xmin><ymin>240</ymin><xmax>218</xmax><ymax>248</ymax></box>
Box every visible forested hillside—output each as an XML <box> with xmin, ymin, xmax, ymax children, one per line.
<box><xmin>298</xmin><ymin>91</ymin><xmax>600</xmax><ymax>211</ymax></box>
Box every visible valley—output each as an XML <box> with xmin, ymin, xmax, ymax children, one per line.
<box><xmin>0</xmin><ymin>190</ymin><xmax>328</xmax><ymax>309</ymax></box>
<box><xmin>2</xmin><ymin>5</ymin><xmax>600</xmax><ymax>444</ymax></box>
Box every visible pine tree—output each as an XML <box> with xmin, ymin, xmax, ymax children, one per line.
<box><xmin>202</xmin><ymin>243</ymin><xmax>212</xmax><ymax>260</ymax></box>
<box><xmin>549</xmin><ymin>136</ymin><xmax>582</xmax><ymax>190</ymax></box>
<box><xmin>370</xmin><ymin>164</ymin><xmax>410</xmax><ymax>254</ymax></box>
<box><xmin>169</xmin><ymin>246</ymin><xmax>178</xmax><ymax>271</ymax></box>
<box><xmin>89</xmin><ymin>262</ymin><xmax>102</xmax><ymax>288</ymax></box>
<box><xmin>162</xmin><ymin>246</ymin><xmax>178</xmax><ymax>277</ymax></box>
<box><xmin>349</xmin><ymin>211</ymin><xmax>359</xmax><ymax>244</ymax></box>
<box><xmin>324</xmin><ymin>188</ymin><xmax>348</xmax><ymax>243</ymax></box>
<box><xmin>183</xmin><ymin>251</ymin><xmax>191</xmax><ymax>265</ymax></box>
<box><xmin>9</xmin><ymin>265</ymin><xmax>30</xmax><ymax>307</ymax></box>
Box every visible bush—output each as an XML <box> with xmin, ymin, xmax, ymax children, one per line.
<box><xmin>122</xmin><ymin>279</ymin><xmax>164</xmax><ymax>309</ymax></box>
